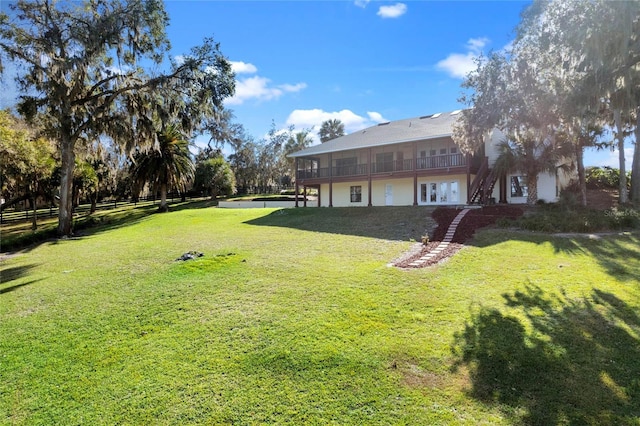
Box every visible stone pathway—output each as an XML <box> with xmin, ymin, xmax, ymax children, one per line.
<box><xmin>407</xmin><ymin>208</ymin><xmax>471</xmax><ymax>268</ymax></box>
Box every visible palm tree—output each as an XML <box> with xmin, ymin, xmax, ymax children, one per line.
<box><xmin>319</xmin><ymin>119</ymin><xmax>345</xmax><ymax>143</ymax></box>
<box><xmin>493</xmin><ymin>132</ymin><xmax>571</xmax><ymax>205</ymax></box>
<box><xmin>131</xmin><ymin>125</ymin><xmax>195</xmax><ymax>212</ymax></box>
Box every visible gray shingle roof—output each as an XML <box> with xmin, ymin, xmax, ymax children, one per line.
<box><xmin>288</xmin><ymin>110</ymin><xmax>462</xmax><ymax>158</ymax></box>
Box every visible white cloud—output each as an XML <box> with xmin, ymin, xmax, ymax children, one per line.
<box><xmin>436</xmin><ymin>37</ymin><xmax>490</xmax><ymax>79</ymax></box>
<box><xmin>367</xmin><ymin>111</ymin><xmax>385</xmax><ymax>122</ymax></box>
<box><xmin>377</xmin><ymin>3</ymin><xmax>407</xmax><ymax>19</ymax></box>
<box><xmin>354</xmin><ymin>0</ymin><xmax>370</xmax><ymax>8</ymax></box>
<box><xmin>225</xmin><ymin>61</ymin><xmax>306</xmax><ymax>105</ymax></box>
<box><xmin>466</xmin><ymin>37</ymin><xmax>489</xmax><ymax>53</ymax></box>
<box><xmin>285</xmin><ymin>108</ymin><xmax>388</xmax><ymax>143</ymax></box>
<box><xmin>230</xmin><ymin>61</ymin><xmax>258</xmax><ymax>74</ymax></box>
<box><xmin>585</xmin><ymin>146</ymin><xmax>633</xmax><ymax>168</ymax></box>
<box><xmin>279</xmin><ymin>83</ymin><xmax>307</xmax><ymax>92</ymax></box>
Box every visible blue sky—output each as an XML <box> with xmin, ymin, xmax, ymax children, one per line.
<box><xmin>162</xmin><ymin>0</ymin><xmax>622</xmax><ymax>167</ymax></box>
<box><xmin>165</xmin><ymin>1</ymin><xmax>525</xmax><ymax>140</ymax></box>
<box><xmin>0</xmin><ymin>0</ymin><xmax>626</xmax><ymax>167</ymax></box>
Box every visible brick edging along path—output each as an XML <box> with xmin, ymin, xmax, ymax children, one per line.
<box><xmin>407</xmin><ymin>208</ymin><xmax>470</xmax><ymax>268</ymax></box>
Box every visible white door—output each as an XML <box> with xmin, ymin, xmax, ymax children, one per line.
<box><xmin>385</xmin><ymin>184</ymin><xmax>393</xmax><ymax>205</ymax></box>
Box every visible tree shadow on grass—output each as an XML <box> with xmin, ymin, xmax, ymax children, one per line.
<box><xmin>452</xmin><ymin>284</ymin><xmax>640</xmax><ymax>425</ymax></box>
<box><xmin>0</xmin><ymin>263</ymin><xmax>42</xmax><ymax>294</ymax></box>
<box><xmin>471</xmin><ymin>230</ymin><xmax>640</xmax><ymax>283</ymax></box>
<box><xmin>2</xmin><ymin>199</ymin><xmax>219</xmax><ymax>253</ymax></box>
<box><xmin>244</xmin><ymin>206</ymin><xmax>437</xmax><ymax>241</ymax></box>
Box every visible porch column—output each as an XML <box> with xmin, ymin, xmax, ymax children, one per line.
<box><xmin>413</xmin><ymin>142</ymin><xmax>418</xmax><ymax>206</ymax></box>
<box><xmin>499</xmin><ymin>174</ymin><xmax>507</xmax><ymax>203</ymax></box>
<box><xmin>328</xmin><ymin>153</ymin><xmax>333</xmax><ymax>207</ymax></box>
<box><xmin>367</xmin><ymin>148</ymin><xmax>372</xmax><ymax>206</ymax></box>
<box><xmin>466</xmin><ymin>153</ymin><xmax>471</xmax><ymax>204</ymax></box>
<box><xmin>303</xmin><ymin>185</ymin><xmax>307</xmax><ymax>207</ymax></box>
<box><xmin>295</xmin><ymin>158</ymin><xmax>300</xmax><ymax>208</ymax></box>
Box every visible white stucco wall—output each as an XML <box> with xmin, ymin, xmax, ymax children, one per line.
<box><xmin>371</xmin><ymin>178</ymin><xmax>414</xmax><ymax>206</ymax></box>
<box><xmin>323</xmin><ymin>181</ymin><xmax>369</xmax><ymax>207</ymax></box>
<box><xmin>505</xmin><ymin>171</ymin><xmax>558</xmax><ymax>204</ymax></box>
<box><xmin>319</xmin><ymin>175</ymin><xmax>470</xmax><ymax>207</ymax></box>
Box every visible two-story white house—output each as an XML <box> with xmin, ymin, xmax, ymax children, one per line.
<box><xmin>288</xmin><ymin>110</ymin><xmax>570</xmax><ymax>208</ymax></box>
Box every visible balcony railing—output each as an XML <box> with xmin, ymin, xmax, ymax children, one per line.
<box><xmin>333</xmin><ymin>163</ymin><xmax>368</xmax><ymax>177</ymax></box>
<box><xmin>296</xmin><ymin>153</ymin><xmax>466</xmax><ymax>179</ymax></box>
<box><xmin>416</xmin><ymin>153</ymin><xmax>465</xmax><ymax>169</ymax></box>
<box><xmin>371</xmin><ymin>159</ymin><xmax>413</xmax><ymax>173</ymax></box>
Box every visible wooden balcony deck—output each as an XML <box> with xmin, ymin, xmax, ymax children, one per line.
<box><xmin>296</xmin><ymin>153</ymin><xmax>467</xmax><ymax>180</ymax></box>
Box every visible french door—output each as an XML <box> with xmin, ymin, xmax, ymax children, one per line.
<box><xmin>419</xmin><ymin>180</ymin><xmax>459</xmax><ymax>205</ymax></box>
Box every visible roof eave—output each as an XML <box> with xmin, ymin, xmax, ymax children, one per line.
<box><xmin>287</xmin><ymin>132</ymin><xmax>454</xmax><ymax>158</ymax></box>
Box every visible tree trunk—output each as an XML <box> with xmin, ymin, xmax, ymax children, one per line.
<box><xmin>90</xmin><ymin>191</ymin><xmax>98</xmax><ymax>214</ymax></box>
<box><xmin>575</xmin><ymin>145</ymin><xmax>587</xmax><ymax>207</ymax></box>
<box><xmin>631</xmin><ymin>107</ymin><xmax>640</xmax><ymax>208</ymax></box>
<box><xmin>57</xmin><ymin>135</ymin><xmax>76</xmax><ymax>236</ymax></box>
<box><xmin>31</xmin><ymin>193</ymin><xmax>37</xmax><ymax>231</ymax></box>
<box><xmin>158</xmin><ymin>182</ymin><xmax>168</xmax><ymax>212</ymax></box>
<box><xmin>613</xmin><ymin>109</ymin><xmax>629</xmax><ymax>204</ymax></box>
<box><xmin>527</xmin><ymin>173</ymin><xmax>538</xmax><ymax>205</ymax></box>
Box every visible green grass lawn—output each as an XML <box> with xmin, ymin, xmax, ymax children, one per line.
<box><xmin>1</xmin><ymin>205</ymin><xmax>639</xmax><ymax>425</ymax></box>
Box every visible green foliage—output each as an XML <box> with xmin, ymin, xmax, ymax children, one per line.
<box><xmin>493</xmin><ymin>135</ymin><xmax>572</xmax><ymax>205</ymax></box>
<box><xmin>130</xmin><ymin>126</ymin><xmax>194</xmax><ymax>210</ymax></box>
<box><xmin>605</xmin><ymin>207</ymin><xmax>640</xmax><ymax>229</ymax></box>
<box><xmin>585</xmin><ymin>166</ymin><xmax>631</xmax><ymax>190</ymax></box>
<box><xmin>73</xmin><ymin>160</ymin><xmax>99</xmax><ymax>197</ymax></box>
<box><xmin>0</xmin><ymin>0</ymin><xmax>235</xmax><ymax>235</ymax></box>
<box><xmin>0</xmin><ymin>110</ymin><xmax>57</xmax><ymax>214</ymax></box>
<box><xmin>498</xmin><ymin>203</ymin><xmax>639</xmax><ymax>233</ymax></box>
<box><xmin>318</xmin><ymin>119</ymin><xmax>345</xmax><ymax>143</ymax></box>
<box><xmin>193</xmin><ymin>155</ymin><xmax>236</xmax><ymax>199</ymax></box>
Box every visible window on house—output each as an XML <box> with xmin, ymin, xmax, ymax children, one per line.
<box><xmin>430</xmin><ymin>149</ymin><xmax>437</xmax><ymax>156</ymax></box>
<box><xmin>440</xmin><ymin>148</ymin><xmax>447</xmax><ymax>155</ymax></box>
<box><xmin>450</xmin><ymin>147</ymin><xmax>457</xmax><ymax>154</ymax></box>
<box><xmin>420</xmin><ymin>150</ymin><xmax>427</xmax><ymax>158</ymax></box>
<box><xmin>350</xmin><ymin>186</ymin><xmax>362</xmax><ymax>202</ymax></box>
<box><xmin>511</xmin><ymin>176</ymin><xmax>528</xmax><ymax>197</ymax></box>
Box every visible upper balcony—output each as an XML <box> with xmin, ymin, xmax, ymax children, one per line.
<box><xmin>296</xmin><ymin>153</ymin><xmax>467</xmax><ymax>180</ymax></box>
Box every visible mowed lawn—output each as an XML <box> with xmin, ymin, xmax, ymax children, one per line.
<box><xmin>1</xmin><ymin>205</ymin><xmax>639</xmax><ymax>425</ymax></box>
